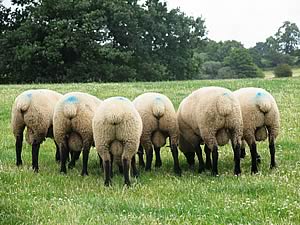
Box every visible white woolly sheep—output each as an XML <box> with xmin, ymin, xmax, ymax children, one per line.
<box><xmin>233</xmin><ymin>87</ymin><xmax>280</xmax><ymax>173</ymax></box>
<box><xmin>133</xmin><ymin>92</ymin><xmax>181</xmax><ymax>175</ymax></box>
<box><xmin>53</xmin><ymin>92</ymin><xmax>102</xmax><ymax>176</ymax></box>
<box><xmin>11</xmin><ymin>89</ymin><xmax>63</xmax><ymax>172</ymax></box>
<box><xmin>177</xmin><ymin>86</ymin><xmax>243</xmax><ymax>176</ymax></box>
<box><xmin>93</xmin><ymin>97</ymin><xmax>142</xmax><ymax>186</ymax></box>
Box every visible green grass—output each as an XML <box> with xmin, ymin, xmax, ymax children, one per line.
<box><xmin>1</xmin><ymin>78</ymin><xmax>300</xmax><ymax>224</ymax></box>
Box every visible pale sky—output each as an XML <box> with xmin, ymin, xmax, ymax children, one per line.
<box><xmin>2</xmin><ymin>0</ymin><xmax>300</xmax><ymax>48</ymax></box>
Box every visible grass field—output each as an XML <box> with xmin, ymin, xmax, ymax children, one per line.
<box><xmin>1</xmin><ymin>77</ymin><xmax>300</xmax><ymax>224</ymax></box>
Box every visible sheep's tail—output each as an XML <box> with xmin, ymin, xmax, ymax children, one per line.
<box><xmin>16</xmin><ymin>93</ymin><xmax>32</xmax><ymax>113</ymax></box>
<box><xmin>152</xmin><ymin>97</ymin><xmax>165</xmax><ymax>119</ymax></box>
<box><xmin>106</xmin><ymin>111</ymin><xmax>124</xmax><ymax>125</ymax></box>
<box><xmin>216</xmin><ymin>93</ymin><xmax>233</xmax><ymax>116</ymax></box>
<box><xmin>255</xmin><ymin>92</ymin><xmax>271</xmax><ymax>113</ymax></box>
<box><xmin>63</xmin><ymin>104</ymin><xmax>78</xmax><ymax>119</ymax></box>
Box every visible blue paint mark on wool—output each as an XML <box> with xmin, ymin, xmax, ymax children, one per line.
<box><xmin>26</xmin><ymin>93</ymin><xmax>32</xmax><ymax>98</ymax></box>
<box><xmin>223</xmin><ymin>92</ymin><xmax>229</xmax><ymax>96</ymax></box>
<box><xmin>65</xmin><ymin>95</ymin><xmax>79</xmax><ymax>104</ymax></box>
<box><xmin>256</xmin><ymin>92</ymin><xmax>266</xmax><ymax>98</ymax></box>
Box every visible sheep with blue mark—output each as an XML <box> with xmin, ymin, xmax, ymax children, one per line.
<box><xmin>233</xmin><ymin>87</ymin><xmax>280</xmax><ymax>173</ymax></box>
<box><xmin>133</xmin><ymin>92</ymin><xmax>181</xmax><ymax>175</ymax></box>
<box><xmin>53</xmin><ymin>92</ymin><xmax>102</xmax><ymax>176</ymax></box>
<box><xmin>11</xmin><ymin>89</ymin><xmax>63</xmax><ymax>172</ymax></box>
<box><xmin>92</xmin><ymin>97</ymin><xmax>142</xmax><ymax>186</ymax></box>
<box><xmin>177</xmin><ymin>86</ymin><xmax>243</xmax><ymax>176</ymax></box>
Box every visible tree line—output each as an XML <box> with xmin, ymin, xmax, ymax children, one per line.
<box><xmin>0</xmin><ymin>0</ymin><xmax>299</xmax><ymax>83</ymax></box>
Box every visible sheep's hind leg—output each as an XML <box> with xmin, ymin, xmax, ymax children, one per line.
<box><xmin>233</xmin><ymin>142</ymin><xmax>241</xmax><ymax>176</ymax></box>
<box><xmin>123</xmin><ymin>158</ymin><xmax>131</xmax><ymax>186</ymax></box>
<box><xmin>68</xmin><ymin>151</ymin><xmax>80</xmax><ymax>169</ymax></box>
<box><xmin>145</xmin><ymin>146</ymin><xmax>154</xmax><ymax>171</ymax></box>
<box><xmin>211</xmin><ymin>145</ymin><xmax>219</xmax><ymax>176</ymax></box>
<box><xmin>204</xmin><ymin>144</ymin><xmax>212</xmax><ymax>170</ymax></box>
<box><xmin>54</xmin><ymin>141</ymin><xmax>60</xmax><ymax>162</ymax></box>
<box><xmin>170</xmin><ymin>144</ymin><xmax>182</xmax><ymax>176</ymax></box>
<box><xmin>269</xmin><ymin>138</ymin><xmax>276</xmax><ymax>169</ymax></box>
<box><xmin>249</xmin><ymin>142</ymin><xmax>258</xmax><ymax>174</ymax></box>
<box><xmin>16</xmin><ymin>134</ymin><xmax>23</xmax><ymax>166</ymax></box>
<box><xmin>195</xmin><ymin>145</ymin><xmax>205</xmax><ymax>173</ymax></box>
<box><xmin>154</xmin><ymin>147</ymin><xmax>162</xmax><ymax>168</ymax></box>
<box><xmin>184</xmin><ymin>152</ymin><xmax>195</xmax><ymax>171</ymax></box>
<box><xmin>60</xmin><ymin>142</ymin><xmax>69</xmax><ymax>174</ymax></box>
<box><xmin>32</xmin><ymin>141</ymin><xmax>40</xmax><ymax>173</ymax></box>
<box><xmin>137</xmin><ymin>145</ymin><xmax>145</xmax><ymax>168</ymax></box>
<box><xmin>131</xmin><ymin>155</ymin><xmax>139</xmax><ymax>178</ymax></box>
<box><xmin>103</xmin><ymin>160</ymin><xmax>112</xmax><ymax>186</ymax></box>
<box><xmin>81</xmin><ymin>147</ymin><xmax>90</xmax><ymax>176</ymax></box>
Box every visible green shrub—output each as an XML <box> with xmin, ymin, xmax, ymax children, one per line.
<box><xmin>274</xmin><ymin>64</ymin><xmax>293</xmax><ymax>77</ymax></box>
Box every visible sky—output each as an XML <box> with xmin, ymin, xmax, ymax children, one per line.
<box><xmin>2</xmin><ymin>0</ymin><xmax>300</xmax><ymax>48</ymax></box>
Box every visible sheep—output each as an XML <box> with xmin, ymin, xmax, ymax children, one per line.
<box><xmin>233</xmin><ymin>87</ymin><xmax>280</xmax><ymax>173</ymax></box>
<box><xmin>11</xmin><ymin>89</ymin><xmax>63</xmax><ymax>172</ymax></box>
<box><xmin>177</xmin><ymin>86</ymin><xmax>243</xmax><ymax>176</ymax></box>
<box><xmin>133</xmin><ymin>92</ymin><xmax>181</xmax><ymax>175</ymax></box>
<box><xmin>93</xmin><ymin>97</ymin><xmax>143</xmax><ymax>186</ymax></box>
<box><xmin>53</xmin><ymin>92</ymin><xmax>102</xmax><ymax>176</ymax></box>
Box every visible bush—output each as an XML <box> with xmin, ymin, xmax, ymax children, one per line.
<box><xmin>217</xmin><ymin>66</ymin><xmax>236</xmax><ymax>79</ymax></box>
<box><xmin>273</xmin><ymin>64</ymin><xmax>293</xmax><ymax>77</ymax></box>
<box><xmin>202</xmin><ymin>61</ymin><xmax>222</xmax><ymax>79</ymax></box>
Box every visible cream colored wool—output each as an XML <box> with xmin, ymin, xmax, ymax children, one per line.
<box><xmin>133</xmin><ymin>92</ymin><xmax>178</xmax><ymax>150</ymax></box>
<box><xmin>177</xmin><ymin>86</ymin><xmax>243</xmax><ymax>151</ymax></box>
<box><xmin>93</xmin><ymin>97</ymin><xmax>143</xmax><ymax>162</ymax></box>
<box><xmin>233</xmin><ymin>87</ymin><xmax>280</xmax><ymax>146</ymax></box>
<box><xmin>53</xmin><ymin>92</ymin><xmax>102</xmax><ymax>152</ymax></box>
<box><xmin>11</xmin><ymin>89</ymin><xmax>63</xmax><ymax>144</ymax></box>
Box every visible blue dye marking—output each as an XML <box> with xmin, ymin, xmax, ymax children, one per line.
<box><xmin>256</xmin><ymin>92</ymin><xmax>265</xmax><ymax>97</ymax></box>
<box><xmin>223</xmin><ymin>92</ymin><xmax>229</xmax><ymax>96</ymax></box>
<box><xmin>64</xmin><ymin>95</ymin><xmax>79</xmax><ymax>104</ymax></box>
<box><xmin>117</xmin><ymin>97</ymin><xmax>125</xmax><ymax>101</ymax></box>
<box><xmin>155</xmin><ymin>97</ymin><xmax>162</xmax><ymax>100</ymax></box>
<box><xmin>26</xmin><ymin>93</ymin><xmax>32</xmax><ymax>98</ymax></box>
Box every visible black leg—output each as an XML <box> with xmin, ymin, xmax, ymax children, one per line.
<box><xmin>60</xmin><ymin>143</ymin><xmax>68</xmax><ymax>174</ymax></box>
<box><xmin>240</xmin><ymin>147</ymin><xmax>246</xmax><ymax>159</ymax></box>
<box><xmin>55</xmin><ymin>141</ymin><xmax>60</xmax><ymax>162</ymax></box>
<box><xmin>170</xmin><ymin>144</ymin><xmax>182</xmax><ymax>176</ymax></box>
<box><xmin>269</xmin><ymin>140</ymin><xmax>276</xmax><ymax>169</ymax></box>
<box><xmin>98</xmin><ymin>153</ymin><xmax>103</xmax><ymax>171</ymax></box>
<box><xmin>154</xmin><ymin>147</ymin><xmax>162</xmax><ymax>168</ymax></box>
<box><xmin>184</xmin><ymin>152</ymin><xmax>195</xmax><ymax>170</ymax></box>
<box><xmin>138</xmin><ymin>145</ymin><xmax>145</xmax><ymax>168</ymax></box>
<box><xmin>145</xmin><ymin>147</ymin><xmax>153</xmax><ymax>171</ymax></box>
<box><xmin>118</xmin><ymin>164</ymin><xmax>124</xmax><ymax>174</ymax></box>
<box><xmin>104</xmin><ymin>160</ymin><xmax>111</xmax><ymax>186</ymax></box>
<box><xmin>250</xmin><ymin>142</ymin><xmax>258</xmax><ymax>174</ymax></box>
<box><xmin>204</xmin><ymin>144</ymin><xmax>212</xmax><ymax>170</ymax></box>
<box><xmin>110</xmin><ymin>153</ymin><xmax>114</xmax><ymax>178</ymax></box>
<box><xmin>16</xmin><ymin>135</ymin><xmax>23</xmax><ymax>166</ymax></box>
<box><xmin>257</xmin><ymin>153</ymin><xmax>261</xmax><ymax>164</ymax></box>
<box><xmin>212</xmin><ymin>145</ymin><xmax>218</xmax><ymax>176</ymax></box>
<box><xmin>81</xmin><ymin>148</ymin><xmax>89</xmax><ymax>176</ymax></box>
<box><xmin>131</xmin><ymin>155</ymin><xmax>138</xmax><ymax>178</ymax></box>
<box><xmin>123</xmin><ymin>158</ymin><xmax>131</xmax><ymax>186</ymax></box>
<box><xmin>32</xmin><ymin>141</ymin><xmax>40</xmax><ymax>173</ymax></box>
<box><xmin>195</xmin><ymin>145</ymin><xmax>205</xmax><ymax>173</ymax></box>
<box><xmin>233</xmin><ymin>143</ymin><xmax>241</xmax><ymax>175</ymax></box>
<box><xmin>68</xmin><ymin>151</ymin><xmax>80</xmax><ymax>169</ymax></box>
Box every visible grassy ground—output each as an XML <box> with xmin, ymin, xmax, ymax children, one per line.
<box><xmin>1</xmin><ymin>78</ymin><xmax>300</xmax><ymax>224</ymax></box>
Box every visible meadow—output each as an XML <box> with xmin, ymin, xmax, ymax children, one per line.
<box><xmin>0</xmin><ymin>77</ymin><xmax>300</xmax><ymax>224</ymax></box>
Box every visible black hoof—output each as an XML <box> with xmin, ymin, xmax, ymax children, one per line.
<box><xmin>81</xmin><ymin>171</ymin><xmax>89</xmax><ymax>176</ymax></box>
<box><xmin>251</xmin><ymin>167</ymin><xmax>258</xmax><ymax>174</ymax></box>
<box><xmin>174</xmin><ymin>167</ymin><xmax>182</xmax><ymax>176</ymax></box>
<box><xmin>145</xmin><ymin>167</ymin><xmax>151</xmax><ymax>172</ymax></box>
<box><xmin>198</xmin><ymin>166</ymin><xmax>205</xmax><ymax>174</ymax></box>
<box><xmin>270</xmin><ymin>164</ymin><xmax>276</xmax><ymax>169</ymax></box>
<box><xmin>104</xmin><ymin>181</ymin><xmax>111</xmax><ymax>187</ymax></box>
<box><xmin>124</xmin><ymin>181</ymin><xmax>131</xmax><ymax>187</ymax></box>
<box><xmin>16</xmin><ymin>161</ymin><xmax>23</xmax><ymax>166</ymax></box>
<box><xmin>60</xmin><ymin>170</ymin><xmax>67</xmax><ymax>175</ymax></box>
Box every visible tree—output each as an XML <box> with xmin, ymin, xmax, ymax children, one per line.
<box><xmin>224</xmin><ymin>48</ymin><xmax>264</xmax><ymax>78</ymax></box>
<box><xmin>275</xmin><ymin>21</ymin><xmax>300</xmax><ymax>54</ymax></box>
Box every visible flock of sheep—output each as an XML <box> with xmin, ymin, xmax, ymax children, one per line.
<box><xmin>11</xmin><ymin>86</ymin><xmax>280</xmax><ymax>186</ymax></box>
